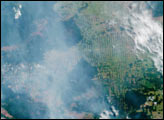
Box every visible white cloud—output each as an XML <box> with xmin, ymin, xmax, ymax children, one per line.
<box><xmin>13</xmin><ymin>4</ymin><xmax>22</xmax><ymax>19</ymax></box>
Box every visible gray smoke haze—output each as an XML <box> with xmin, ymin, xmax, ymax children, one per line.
<box><xmin>2</xmin><ymin>1</ymin><xmax>163</xmax><ymax>119</ymax></box>
<box><xmin>1</xmin><ymin>1</ymin><xmax>111</xmax><ymax>119</ymax></box>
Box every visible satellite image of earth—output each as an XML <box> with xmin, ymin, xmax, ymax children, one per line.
<box><xmin>1</xmin><ymin>1</ymin><xmax>163</xmax><ymax>119</ymax></box>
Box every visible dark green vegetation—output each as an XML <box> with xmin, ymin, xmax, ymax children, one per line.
<box><xmin>54</xmin><ymin>1</ymin><xmax>163</xmax><ymax>119</ymax></box>
<box><xmin>1</xmin><ymin>1</ymin><xmax>163</xmax><ymax>119</ymax></box>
